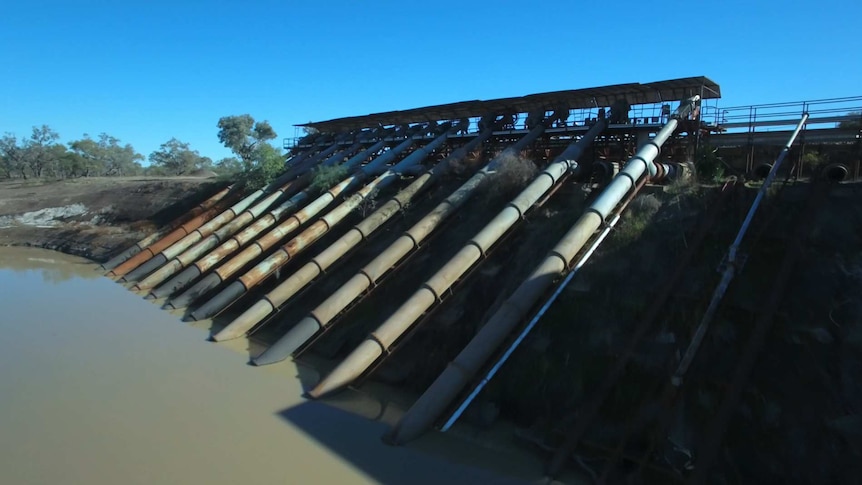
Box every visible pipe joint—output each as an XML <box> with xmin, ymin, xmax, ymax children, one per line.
<box><xmin>368</xmin><ymin>333</ymin><xmax>391</xmax><ymax>354</ymax></box>
<box><xmin>538</xmin><ymin>170</ymin><xmax>558</xmax><ymax>186</ymax></box>
<box><xmin>309</xmin><ymin>258</ymin><xmax>326</xmax><ymax>275</ymax></box>
<box><xmin>584</xmin><ymin>207</ymin><xmax>605</xmax><ymax>225</ymax></box>
<box><xmin>420</xmin><ymin>283</ymin><xmax>442</xmax><ymax>303</ymax></box>
<box><xmin>261</xmin><ymin>295</ymin><xmax>278</xmax><ymax>312</ymax></box>
<box><xmin>402</xmin><ymin>232</ymin><xmax>420</xmax><ymax>249</ymax></box>
<box><xmin>619</xmin><ymin>171</ymin><xmax>638</xmax><ymax>188</ymax></box>
<box><xmin>465</xmin><ymin>240</ymin><xmax>486</xmax><ymax>259</ymax></box>
<box><xmin>643</xmin><ymin>140</ymin><xmax>662</xmax><ymax>157</ymax></box>
<box><xmin>504</xmin><ymin>202</ymin><xmax>524</xmax><ymax>220</ymax></box>
<box><xmin>548</xmin><ymin>250</ymin><xmax>570</xmax><ymax>271</ymax></box>
<box><xmin>357</xmin><ymin>269</ymin><xmax>376</xmax><ymax>288</ymax></box>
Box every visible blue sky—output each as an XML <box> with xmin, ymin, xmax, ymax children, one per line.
<box><xmin>1</xmin><ymin>0</ymin><xmax>860</xmax><ymax>162</ymax></box>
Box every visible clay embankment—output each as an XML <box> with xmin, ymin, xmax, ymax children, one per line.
<box><xmin>0</xmin><ymin>176</ymin><xmax>225</xmax><ymax>261</ymax></box>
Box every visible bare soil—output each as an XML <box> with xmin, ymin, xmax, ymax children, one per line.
<box><xmin>0</xmin><ymin>177</ymin><xmax>226</xmax><ymax>262</ymax></box>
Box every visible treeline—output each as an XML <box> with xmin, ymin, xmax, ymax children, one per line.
<box><xmin>1</xmin><ymin>115</ymin><xmax>278</xmax><ymax>182</ymax></box>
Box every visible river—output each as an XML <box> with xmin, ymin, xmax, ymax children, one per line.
<box><xmin>0</xmin><ymin>247</ymin><xmax>556</xmax><ymax>485</ymax></box>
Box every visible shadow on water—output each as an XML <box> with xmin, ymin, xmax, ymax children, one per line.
<box><xmin>275</xmin><ymin>401</ymin><xmax>532</xmax><ymax>485</ymax></box>
<box><xmin>0</xmin><ymin>247</ymin><xmax>556</xmax><ymax>485</ymax></box>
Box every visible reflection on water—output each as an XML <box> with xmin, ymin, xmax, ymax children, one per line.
<box><xmin>0</xmin><ymin>248</ymin><xmax>540</xmax><ymax>485</ymax></box>
<box><xmin>0</xmin><ymin>247</ymin><xmax>100</xmax><ymax>283</ymax></box>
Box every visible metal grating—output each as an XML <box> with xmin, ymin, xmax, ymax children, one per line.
<box><xmin>300</xmin><ymin>76</ymin><xmax>720</xmax><ymax>132</ymax></box>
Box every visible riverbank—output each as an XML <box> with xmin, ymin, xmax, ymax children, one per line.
<box><xmin>0</xmin><ymin>177</ymin><xmax>225</xmax><ymax>261</ymax></box>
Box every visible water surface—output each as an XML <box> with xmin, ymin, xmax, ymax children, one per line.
<box><xmin>0</xmin><ymin>248</ymin><xmax>539</xmax><ymax>485</ymax></box>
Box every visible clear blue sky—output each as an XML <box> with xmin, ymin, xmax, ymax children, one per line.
<box><xmin>1</xmin><ymin>0</ymin><xmax>859</xmax><ymax>162</ymax></box>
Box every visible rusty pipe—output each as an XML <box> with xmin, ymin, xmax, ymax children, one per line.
<box><xmin>133</xmin><ymin>144</ymin><xmax>362</xmax><ymax>292</ymax></box>
<box><xmin>120</xmin><ymin>187</ymin><xmax>271</xmax><ymax>283</ymax></box>
<box><xmin>107</xmin><ymin>195</ymin><xmax>240</xmax><ymax>279</ymax></box>
<box><xmin>110</xmin><ymin>142</ymin><xmax>343</xmax><ymax>280</ymax></box>
<box><xmin>217</xmin><ymin>130</ymin><xmax>493</xmax><ymax>343</ymax></box>
<box><xmin>386</xmin><ymin>97</ymin><xmax>699</xmax><ymax>446</ymax></box>
<box><xmin>308</xmin><ymin>120</ymin><xmax>608</xmax><ymax>396</ymax></box>
<box><xmin>252</xmin><ymin>124</ymin><xmax>546</xmax><ymax>366</ymax></box>
<box><xmin>182</xmin><ymin>137</ymin><xmax>417</xmax><ymax>316</ymax></box>
<box><xmin>151</xmin><ymin>141</ymin><xmax>388</xmax><ymax>300</ymax></box>
<box><xmin>100</xmin><ymin>184</ymin><xmax>234</xmax><ymax>270</ymax></box>
<box><xmin>134</xmin><ymin>179</ymin><xmax>299</xmax><ymax>292</ymax></box>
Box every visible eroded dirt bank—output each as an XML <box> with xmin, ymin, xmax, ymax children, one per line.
<box><xmin>0</xmin><ymin>177</ymin><xmax>226</xmax><ymax>261</ymax></box>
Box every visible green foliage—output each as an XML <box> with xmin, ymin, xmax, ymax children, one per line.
<box><xmin>0</xmin><ymin>133</ymin><xmax>28</xmax><ymax>178</ymax></box>
<box><xmin>611</xmin><ymin>194</ymin><xmax>662</xmax><ymax>247</ymax></box>
<box><xmin>68</xmin><ymin>133</ymin><xmax>143</xmax><ymax>177</ymax></box>
<box><xmin>237</xmin><ymin>143</ymin><xmax>286</xmax><ymax>189</ymax></box>
<box><xmin>214</xmin><ymin>157</ymin><xmax>243</xmax><ymax>175</ymax></box>
<box><xmin>217</xmin><ymin>114</ymin><xmax>277</xmax><ymax>163</ymax></box>
<box><xmin>26</xmin><ymin>125</ymin><xmax>61</xmax><ymax>178</ymax></box>
<box><xmin>3</xmin><ymin>127</ymin><xmax>146</xmax><ymax>179</ymax></box>
<box><xmin>838</xmin><ymin>111</ymin><xmax>861</xmax><ymax>130</ymax></box>
<box><xmin>695</xmin><ymin>144</ymin><xmax>725</xmax><ymax>183</ymax></box>
<box><xmin>801</xmin><ymin>150</ymin><xmax>828</xmax><ymax>170</ymax></box>
<box><xmin>148</xmin><ymin>138</ymin><xmax>212</xmax><ymax>176</ymax></box>
<box><xmin>309</xmin><ymin>164</ymin><xmax>348</xmax><ymax>193</ymax></box>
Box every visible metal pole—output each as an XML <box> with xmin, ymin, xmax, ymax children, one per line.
<box><xmin>673</xmin><ymin>113</ymin><xmax>809</xmax><ymax>387</ymax></box>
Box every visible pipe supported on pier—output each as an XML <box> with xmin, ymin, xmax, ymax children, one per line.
<box><xmin>386</xmin><ymin>96</ymin><xmax>699</xmax><ymax>446</ymax></box>
<box><xmin>184</xmin><ymin>136</ymin><xmax>419</xmax><ymax>316</ymax></box>
<box><xmin>308</xmin><ymin>119</ymin><xmax>608</xmax><ymax>397</ymax></box>
<box><xmin>253</xmin><ymin>123</ymin><xmax>547</xmax><ymax>366</ymax></box>
<box><xmin>215</xmin><ymin>130</ymin><xmax>493</xmax><ymax>343</ymax></box>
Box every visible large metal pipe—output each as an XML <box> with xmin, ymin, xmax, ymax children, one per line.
<box><xmin>308</xmin><ymin>120</ymin><xmax>607</xmax><ymax>396</ymax></box>
<box><xmin>107</xmin><ymin>196</ymin><xmax>238</xmax><ymax>279</ymax></box>
<box><xmin>687</xmin><ymin>177</ymin><xmax>833</xmax><ymax>483</ymax></box>
<box><xmin>216</xmin><ymin>130</ymin><xmax>494</xmax><ymax>343</ymax></box>
<box><xmin>252</xmin><ymin>124</ymin><xmax>547</xmax><ymax>366</ymax></box>
<box><xmin>151</xmin><ymin>141</ymin><xmax>387</xmax><ymax>299</ymax></box>
<box><xmin>133</xmin><ymin>144</ymin><xmax>363</xmax><ymax>292</ymax></box>
<box><xmin>100</xmin><ymin>184</ymin><xmax>234</xmax><ymax>270</ymax></box>
<box><xmin>121</xmin><ymin>141</ymin><xmax>368</xmax><ymax>284</ymax></box>
<box><xmin>545</xmin><ymin>181</ymin><xmax>735</xmax><ymax>475</ymax></box>
<box><xmin>181</xmin><ymin>137</ymin><xmax>418</xmax><ymax>316</ymax></box>
<box><xmin>108</xmin><ymin>141</ymin><xmax>343</xmax><ymax>279</ymax></box>
<box><xmin>386</xmin><ymin>97</ymin><xmax>699</xmax><ymax>446</ymax></box>
<box><xmin>162</xmin><ymin>139</ymin><xmax>390</xmax><ymax>307</ymax></box>
<box><xmin>671</xmin><ymin>113</ymin><xmax>809</xmax><ymax>388</ymax></box>
<box><xmin>442</xmin><ymin>211</ymin><xmax>621</xmax><ymax>432</ymax></box>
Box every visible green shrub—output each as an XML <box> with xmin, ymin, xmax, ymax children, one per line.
<box><xmin>310</xmin><ymin>164</ymin><xmax>348</xmax><ymax>193</ymax></box>
<box><xmin>695</xmin><ymin>145</ymin><xmax>725</xmax><ymax>183</ymax></box>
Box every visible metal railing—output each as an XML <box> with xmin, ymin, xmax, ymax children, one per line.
<box><xmin>711</xmin><ymin>96</ymin><xmax>862</xmax><ymax>134</ymax></box>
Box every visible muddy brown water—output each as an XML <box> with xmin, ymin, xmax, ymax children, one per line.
<box><xmin>0</xmin><ymin>247</ymin><xmax>556</xmax><ymax>485</ymax></box>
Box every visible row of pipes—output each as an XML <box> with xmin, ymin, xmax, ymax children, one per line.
<box><xmin>103</xmin><ymin>99</ymin><xmax>712</xmax><ymax>466</ymax></box>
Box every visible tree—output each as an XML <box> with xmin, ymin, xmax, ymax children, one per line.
<box><xmin>839</xmin><ymin>111</ymin><xmax>861</xmax><ymax>130</ymax></box>
<box><xmin>68</xmin><ymin>133</ymin><xmax>143</xmax><ymax>177</ymax></box>
<box><xmin>68</xmin><ymin>136</ymin><xmax>105</xmax><ymax>177</ymax></box>
<box><xmin>239</xmin><ymin>143</ymin><xmax>285</xmax><ymax>189</ymax></box>
<box><xmin>148</xmin><ymin>138</ymin><xmax>212</xmax><ymax>176</ymax></box>
<box><xmin>217</xmin><ymin>115</ymin><xmax>276</xmax><ymax>163</ymax></box>
<box><xmin>0</xmin><ymin>134</ymin><xmax>28</xmax><ymax>178</ymax></box>
<box><xmin>25</xmin><ymin>125</ymin><xmax>61</xmax><ymax>178</ymax></box>
<box><xmin>214</xmin><ymin>156</ymin><xmax>242</xmax><ymax>175</ymax></box>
